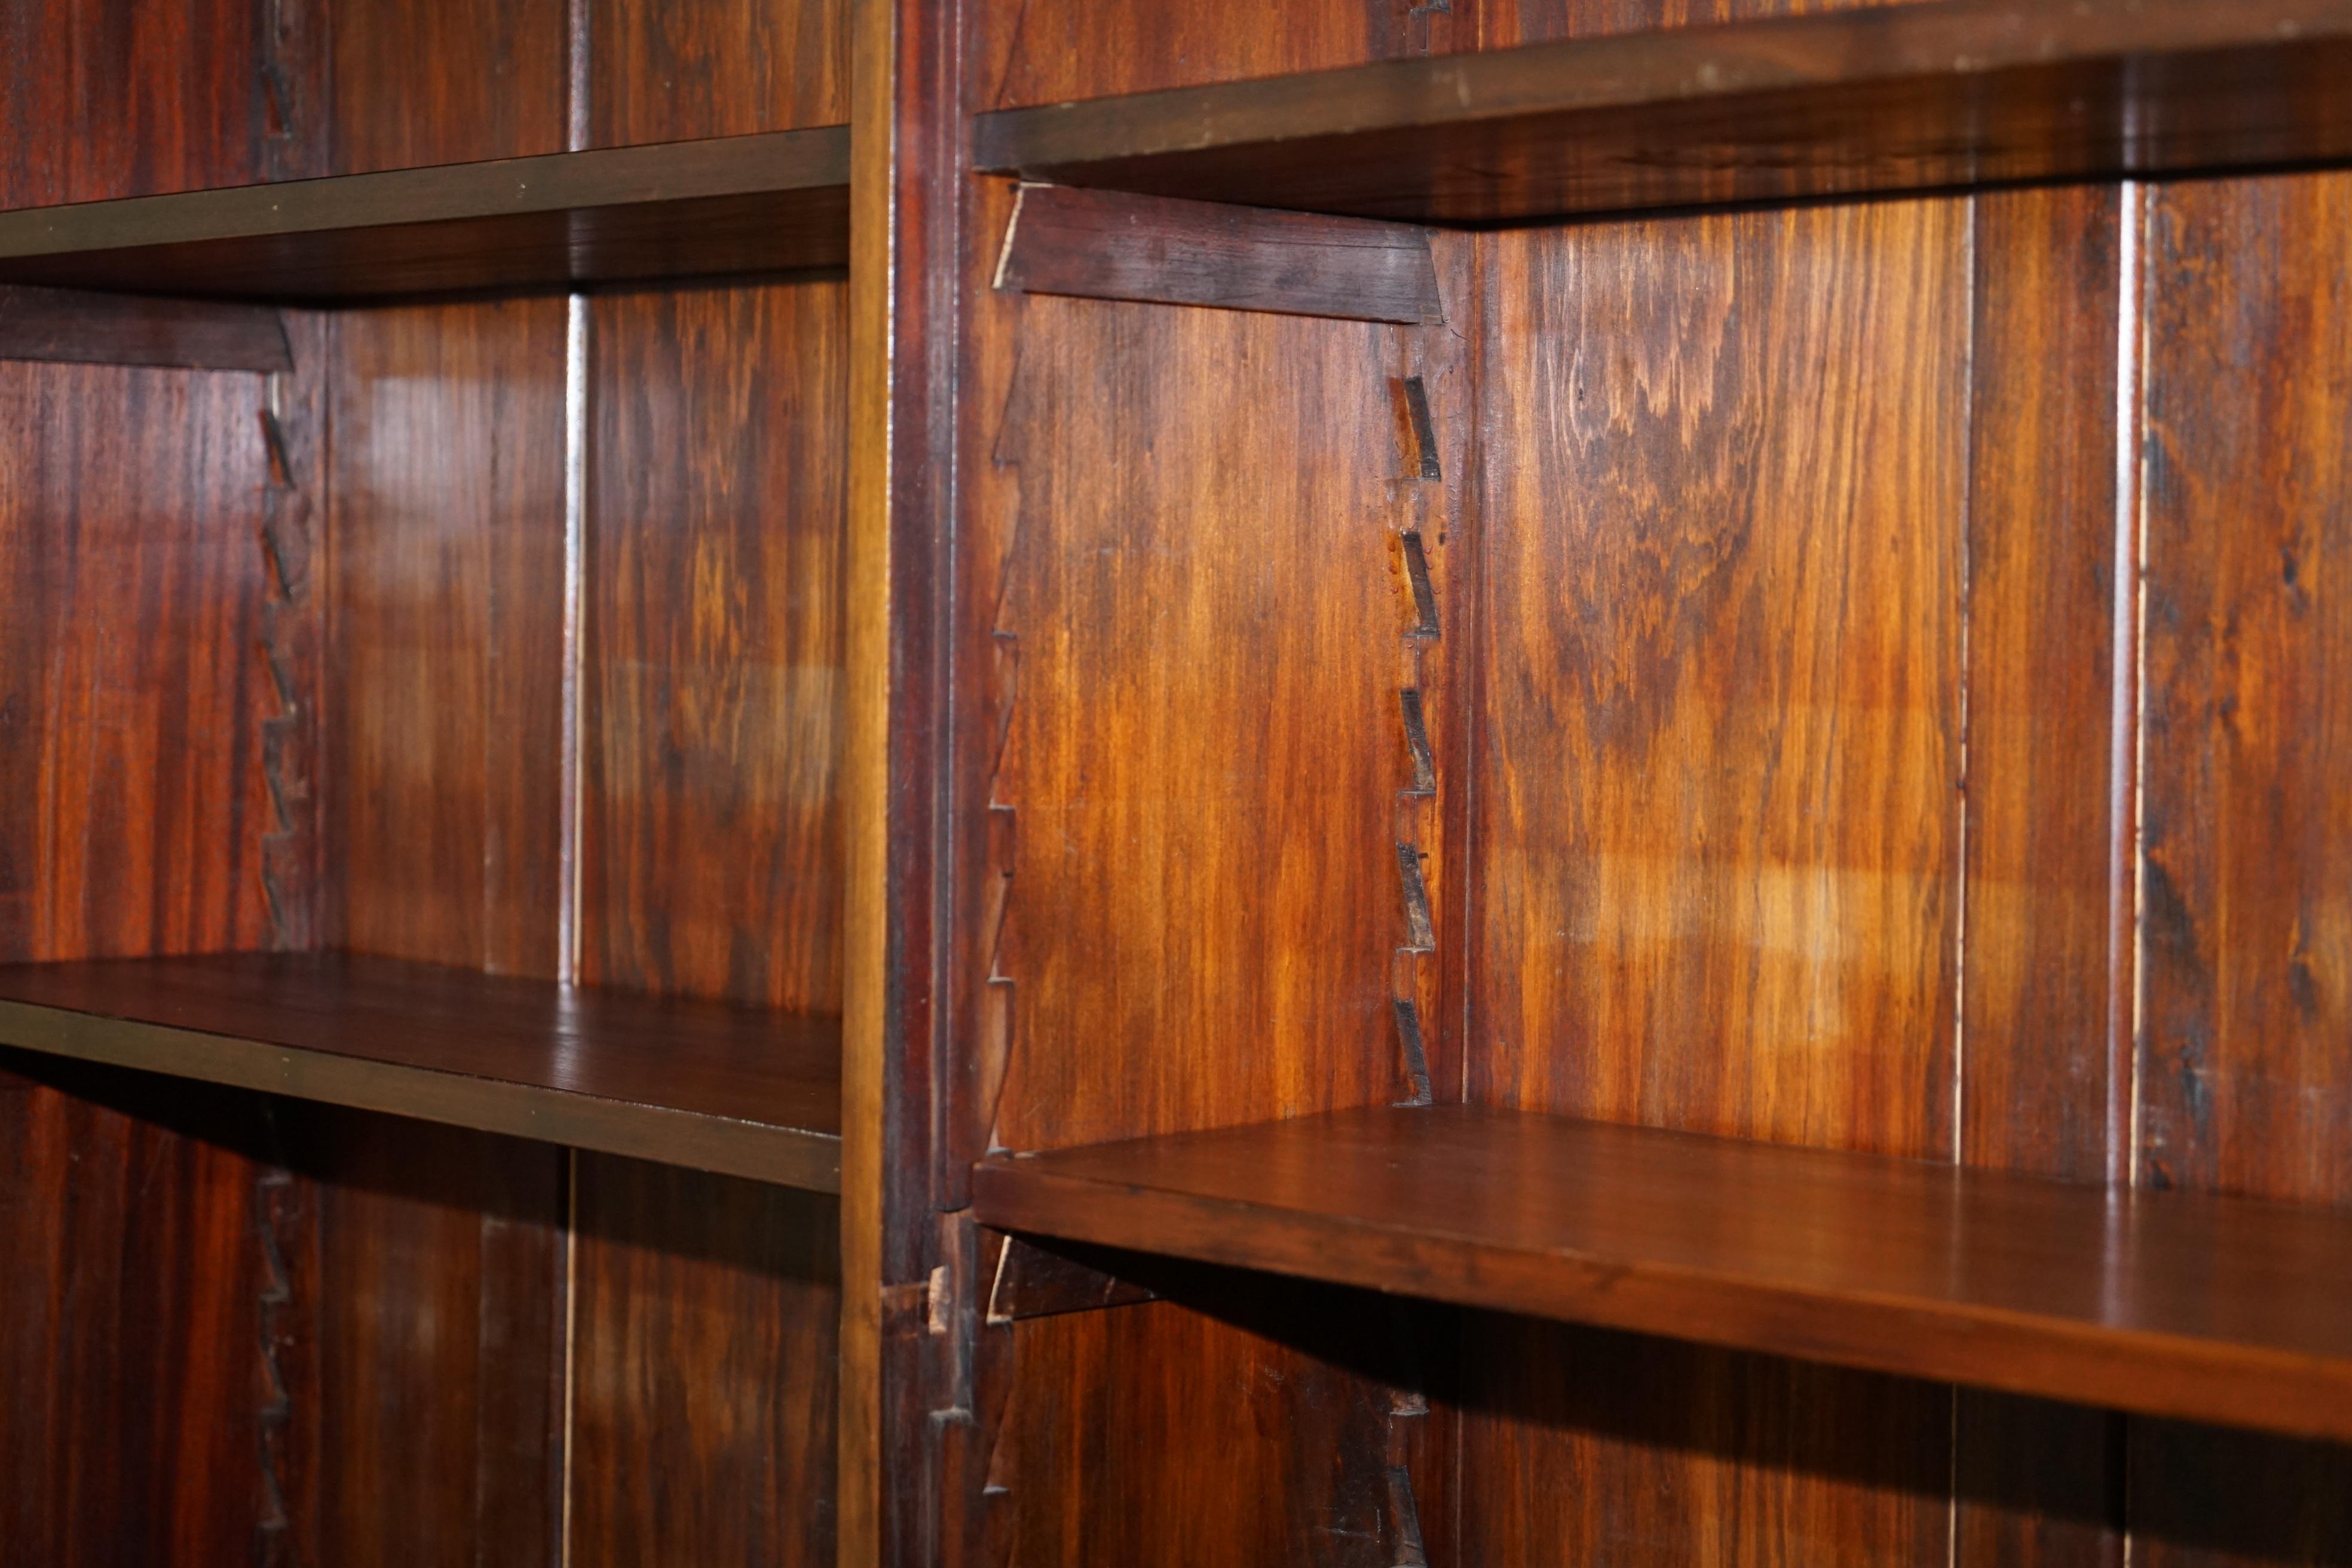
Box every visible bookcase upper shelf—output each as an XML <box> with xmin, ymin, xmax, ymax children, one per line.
<box><xmin>0</xmin><ymin>127</ymin><xmax>849</xmax><ymax>302</ymax></box>
<box><xmin>973</xmin><ymin>0</ymin><xmax>2352</xmax><ymax>225</ymax></box>
<box><xmin>973</xmin><ymin>1104</ymin><xmax>2352</xmax><ymax>1443</ymax></box>
<box><xmin>0</xmin><ymin>953</ymin><xmax>841</xmax><ymax>1192</ymax></box>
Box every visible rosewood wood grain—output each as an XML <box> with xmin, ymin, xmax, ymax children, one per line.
<box><xmin>975</xmin><ymin>1</ymin><xmax>2352</xmax><ymax>224</ymax></box>
<box><xmin>0</xmin><ymin>0</ymin><xmax>286</xmax><ymax>208</ymax></box>
<box><xmin>972</xmin><ymin>0</ymin><xmax>1451</xmax><ymax>111</ymax></box>
<box><xmin>994</xmin><ymin>185</ymin><xmax>1443</xmax><ymax>324</ymax></box>
<box><xmin>973</xmin><ymin>1104</ymin><xmax>2352</xmax><ymax>1443</ymax></box>
<box><xmin>569</xmin><ymin>1157</ymin><xmax>840</xmax><ymax>1567</ymax></box>
<box><xmin>0</xmin><ymin>953</ymin><xmax>842</xmax><ymax>1189</ymax></box>
<box><xmin>326</xmin><ymin>0</ymin><xmax>566</xmax><ymax>175</ymax></box>
<box><xmin>0</xmin><ymin>283</ymin><xmax>290</xmax><ymax>369</ymax></box>
<box><xmin>0</xmin><ymin>1072</ymin><xmax>274</xmax><ymax>1564</ymax></box>
<box><xmin>2133</xmin><ymin>167</ymin><xmax>2352</xmax><ymax>1568</ymax></box>
<box><xmin>578</xmin><ymin>278</ymin><xmax>847</xmax><ymax>1016</ymax></box>
<box><xmin>1955</xmin><ymin>182</ymin><xmax>2133</xmax><ymax>1568</ymax></box>
<box><xmin>0</xmin><ymin>359</ymin><xmax>278</xmax><ymax>962</ymax></box>
<box><xmin>589</xmin><ymin>0</ymin><xmax>848</xmax><ymax>146</ymax></box>
<box><xmin>1469</xmin><ymin>203</ymin><xmax>1965</xmax><ymax>1155</ymax></box>
<box><xmin>324</xmin><ymin>299</ymin><xmax>568</xmax><ymax>975</ymax></box>
<box><xmin>277</xmin><ymin>1108</ymin><xmax>568</xmax><ymax>1568</ymax></box>
<box><xmin>0</xmin><ymin>129</ymin><xmax>850</xmax><ymax>301</ymax></box>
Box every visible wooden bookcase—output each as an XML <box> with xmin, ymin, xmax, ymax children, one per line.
<box><xmin>9</xmin><ymin>1</ymin><xmax>2352</xmax><ymax>1564</ymax></box>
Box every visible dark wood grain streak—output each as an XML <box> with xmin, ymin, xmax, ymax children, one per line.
<box><xmin>0</xmin><ymin>283</ymin><xmax>289</xmax><ymax>369</ymax></box>
<box><xmin>975</xmin><ymin>1</ymin><xmax>2352</xmax><ymax>225</ymax></box>
<box><xmin>2133</xmin><ymin>167</ymin><xmax>2352</xmax><ymax>1568</ymax></box>
<box><xmin>975</xmin><ymin>1104</ymin><xmax>2352</xmax><ymax>1443</ymax></box>
<box><xmin>995</xmin><ymin>185</ymin><xmax>1443</xmax><ymax>323</ymax></box>
<box><xmin>0</xmin><ymin>129</ymin><xmax>850</xmax><ymax>301</ymax></box>
<box><xmin>0</xmin><ymin>953</ymin><xmax>842</xmax><ymax>1188</ymax></box>
<box><xmin>569</xmin><ymin>1157</ymin><xmax>840</xmax><ymax>1567</ymax></box>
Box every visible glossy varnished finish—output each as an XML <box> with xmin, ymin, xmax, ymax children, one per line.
<box><xmin>580</xmin><ymin>279</ymin><xmax>847</xmax><ymax>1015</ymax></box>
<box><xmin>590</xmin><ymin>0</ymin><xmax>848</xmax><ymax>146</ymax></box>
<box><xmin>326</xmin><ymin>298</ymin><xmax>568</xmax><ymax>975</ymax></box>
<box><xmin>0</xmin><ymin>953</ymin><xmax>843</xmax><ymax>1187</ymax></box>
<box><xmin>975</xmin><ymin>1103</ymin><xmax>2352</xmax><ymax>1441</ymax></box>
<box><xmin>0</xmin><ymin>359</ymin><xmax>278</xmax><ymax>962</ymax></box>
<box><xmin>0</xmin><ymin>1071</ymin><xmax>273</xmax><ymax>1564</ymax></box>
<box><xmin>571</xmin><ymin>1157</ymin><xmax>841</xmax><ymax>1567</ymax></box>
<box><xmin>0</xmin><ymin>130</ymin><xmax>851</xmax><ymax>301</ymax></box>
<box><xmin>976</xmin><ymin>1</ymin><xmax>2352</xmax><ymax>224</ymax></box>
<box><xmin>325</xmin><ymin>0</ymin><xmax>566</xmax><ymax>176</ymax></box>
<box><xmin>1470</xmin><ymin>202</ymin><xmax>1965</xmax><ymax>1155</ymax></box>
<box><xmin>2133</xmin><ymin>168</ymin><xmax>2352</xmax><ymax>1567</ymax></box>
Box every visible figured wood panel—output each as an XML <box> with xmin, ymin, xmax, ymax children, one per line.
<box><xmin>327</xmin><ymin>0</ymin><xmax>565</xmax><ymax>174</ymax></box>
<box><xmin>587</xmin><ymin>0</ymin><xmax>846</xmax><ymax>145</ymax></box>
<box><xmin>0</xmin><ymin>360</ymin><xmax>277</xmax><ymax>963</ymax></box>
<box><xmin>2133</xmin><ymin>168</ymin><xmax>2352</xmax><ymax>1568</ymax></box>
<box><xmin>0</xmin><ymin>0</ymin><xmax>275</xmax><ymax>206</ymax></box>
<box><xmin>1470</xmin><ymin>201</ymin><xmax>1965</xmax><ymax>1151</ymax></box>
<box><xmin>1955</xmin><ymin>182</ymin><xmax>2130</xmax><ymax>1567</ymax></box>
<box><xmin>279</xmin><ymin>1108</ymin><xmax>567</xmax><ymax>1568</ymax></box>
<box><xmin>327</xmin><ymin>299</ymin><xmax>567</xmax><ymax>975</ymax></box>
<box><xmin>569</xmin><ymin>1156</ymin><xmax>839</xmax><ymax>1567</ymax></box>
<box><xmin>580</xmin><ymin>280</ymin><xmax>847</xmax><ymax>1014</ymax></box>
<box><xmin>0</xmin><ymin>284</ymin><xmax>290</xmax><ymax>371</ymax></box>
<box><xmin>982</xmin><ymin>293</ymin><xmax>1442</xmax><ymax>1149</ymax></box>
<box><xmin>0</xmin><ymin>1070</ymin><xmax>271</xmax><ymax>1565</ymax></box>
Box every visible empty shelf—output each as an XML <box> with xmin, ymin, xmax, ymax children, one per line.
<box><xmin>0</xmin><ymin>952</ymin><xmax>840</xmax><ymax>1190</ymax></box>
<box><xmin>973</xmin><ymin>1102</ymin><xmax>2352</xmax><ymax>1441</ymax></box>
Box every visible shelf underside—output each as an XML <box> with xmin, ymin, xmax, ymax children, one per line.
<box><xmin>973</xmin><ymin>1104</ymin><xmax>2352</xmax><ymax>1442</ymax></box>
<box><xmin>976</xmin><ymin>0</ymin><xmax>2352</xmax><ymax>224</ymax></box>
<box><xmin>0</xmin><ymin>953</ymin><xmax>840</xmax><ymax>1191</ymax></box>
<box><xmin>0</xmin><ymin>128</ymin><xmax>849</xmax><ymax>302</ymax></box>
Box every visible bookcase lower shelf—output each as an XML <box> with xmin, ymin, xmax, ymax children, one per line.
<box><xmin>0</xmin><ymin>952</ymin><xmax>841</xmax><ymax>1192</ymax></box>
<box><xmin>972</xmin><ymin>1103</ymin><xmax>2352</xmax><ymax>1442</ymax></box>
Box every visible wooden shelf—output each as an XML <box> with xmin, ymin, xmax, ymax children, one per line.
<box><xmin>0</xmin><ymin>953</ymin><xmax>840</xmax><ymax>1191</ymax></box>
<box><xmin>0</xmin><ymin>128</ymin><xmax>849</xmax><ymax>302</ymax></box>
<box><xmin>974</xmin><ymin>0</ymin><xmax>2352</xmax><ymax>225</ymax></box>
<box><xmin>972</xmin><ymin>1104</ymin><xmax>2352</xmax><ymax>1441</ymax></box>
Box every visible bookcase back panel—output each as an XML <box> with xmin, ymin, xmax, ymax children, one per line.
<box><xmin>2130</xmin><ymin>167</ymin><xmax>2352</xmax><ymax>1568</ymax></box>
<box><xmin>0</xmin><ymin>359</ymin><xmax>281</xmax><ymax>962</ymax></box>
<box><xmin>1485</xmin><ymin>0</ymin><xmax>1933</xmax><ymax>47</ymax></box>
<box><xmin>326</xmin><ymin>298</ymin><xmax>571</xmax><ymax>975</ymax></box>
<box><xmin>324</xmin><ymin>0</ymin><xmax>566</xmax><ymax>176</ymax></box>
<box><xmin>579</xmin><ymin>278</ymin><xmax>848</xmax><ymax>1015</ymax></box>
<box><xmin>586</xmin><ymin>0</ymin><xmax>847</xmax><ymax>146</ymax></box>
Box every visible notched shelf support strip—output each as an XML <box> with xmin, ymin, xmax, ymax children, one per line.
<box><xmin>993</xmin><ymin>183</ymin><xmax>1443</xmax><ymax>324</ymax></box>
<box><xmin>0</xmin><ymin>283</ymin><xmax>290</xmax><ymax>371</ymax></box>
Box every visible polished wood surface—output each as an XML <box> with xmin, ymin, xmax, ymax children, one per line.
<box><xmin>994</xmin><ymin>185</ymin><xmax>1443</xmax><ymax>323</ymax></box>
<box><xmin>325</xmin><ymin>0</ymin><xmax>566</xmax><ymax>176</ymax></box>
<box><xmin>0</xmin><ymin>283</ymin><xmax>290</xmax><ymax>369</ymax></box>
<box><xmin>580</xmin><ymin>279</ymin><xmax>847</xmax><ymax>1015</ymax></box>
<box><xmin>0</xmin><ymin>129</ymin><xmax>850</xmax><ymax>301</ymax></box>
<box><xmin>975</xmin><ymin>1104</ymin><xmax>2352</xmax><ymax>1441</ymax></box>
<box><xmin>0</xmin><ymin>953</ymin><xmax>842</xmax><ymax>1188</ymax></box>
<box><xmin>571</xmin><ymin>1157</ymin><xmax>840</xmax><ymax>1566</ymax></box>
<box><xmin>589</xmin><ymin>0</ymin><xmax>847</xmax><ymax>146</ymax></box>
<box><xmin>976</xmin><ymin>1</ymin><xmax>2352</xmax><ymax>224</ymax></box>
<box><xmin>325</xmin><ymin>298</ymin><xmax>568</xmax><ymax>975</ymax></box>
<box><xmin>2132</xmin><ymin>167</ymin><xmax>2352</xmax><ymax>1568</ymax></box>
